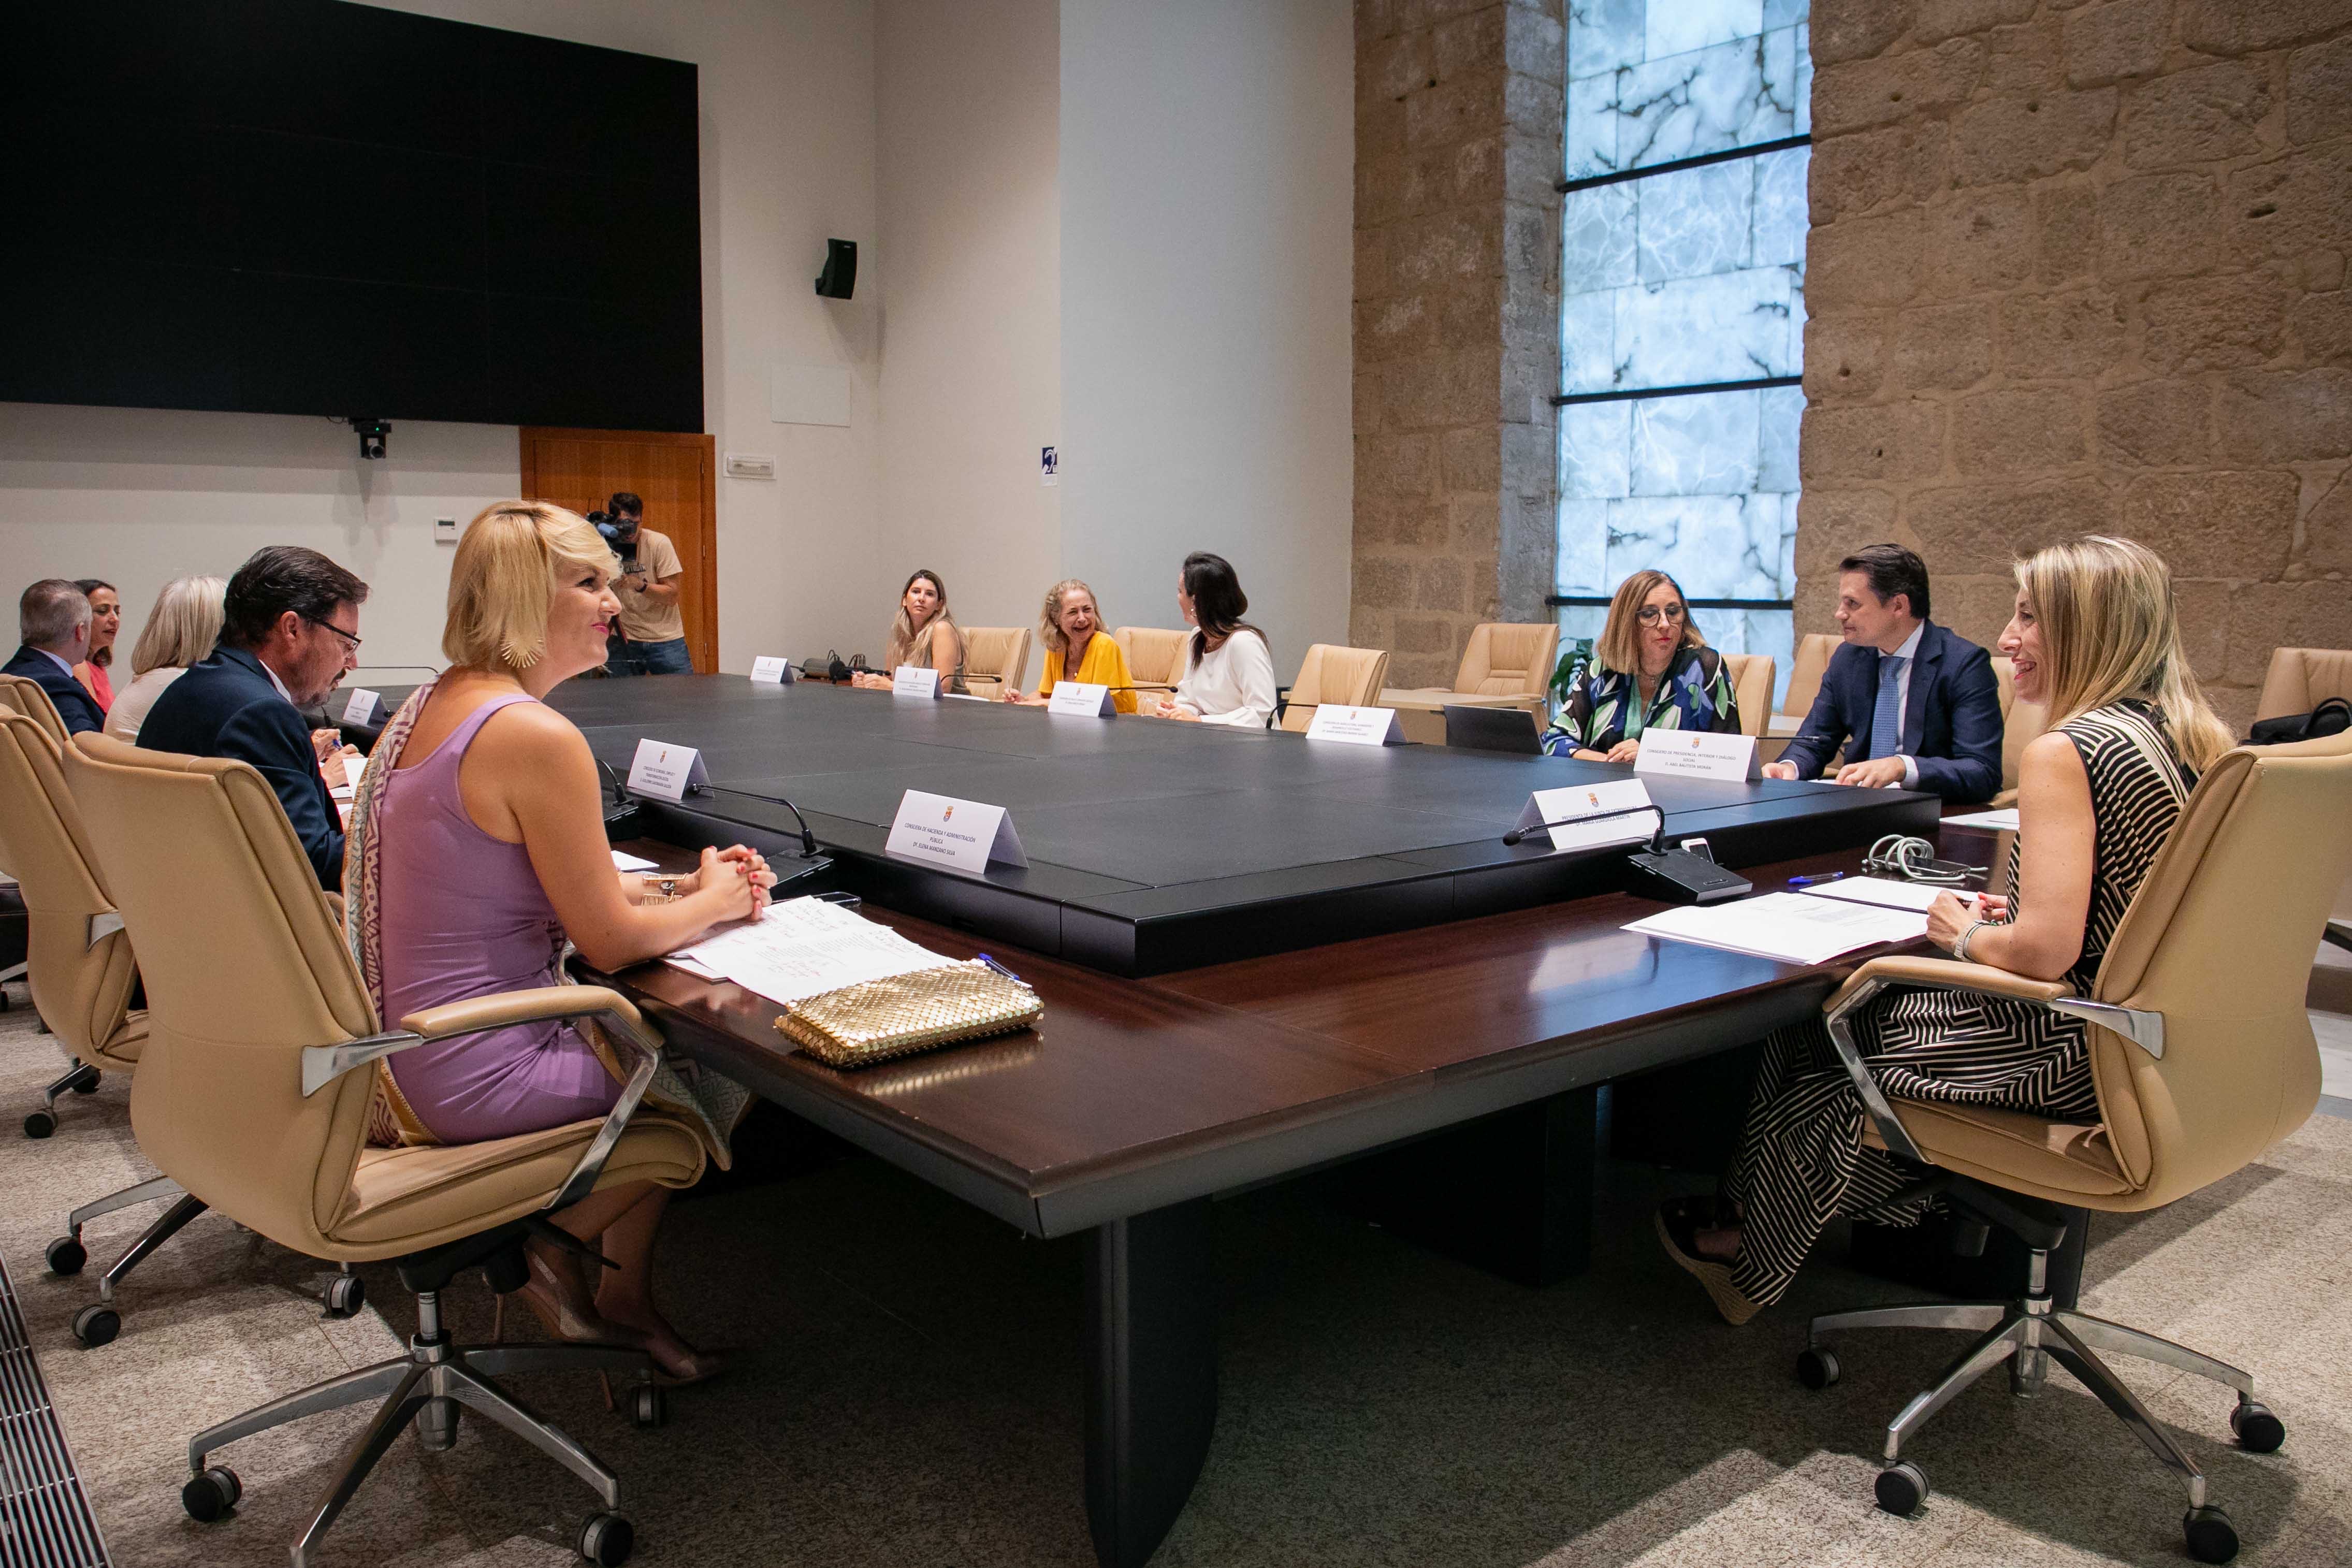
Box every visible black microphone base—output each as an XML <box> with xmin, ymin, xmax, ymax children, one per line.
<box><xmin>1625</xmin><ymin>848</ymin><xmax>1753</xmax><ymax>904</ymax></box>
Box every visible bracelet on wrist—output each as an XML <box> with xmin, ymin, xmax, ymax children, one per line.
<box><xmin>1952</xmin><ymin>918</ymin><xmax>1987</xmax><ymax>962</ymax></box>
<box><xmin>640</xmin><ymin>874</ymin><xmax>685</xmax><ymax>905</ymax></box>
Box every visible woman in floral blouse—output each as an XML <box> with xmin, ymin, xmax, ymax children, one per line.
<box><xmin>1542</xmin><ymin>569</ymin><xmax>1743</xmax><ymax>760</ymax></box>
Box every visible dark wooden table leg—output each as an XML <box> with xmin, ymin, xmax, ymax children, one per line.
<box><xmin>1084</xmin><ymin>1198</ymin><xmax>1216</xmax><ymax>1568</ymax></box>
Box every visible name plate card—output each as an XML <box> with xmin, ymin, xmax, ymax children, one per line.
<box><xmin>1634</xmin><ymin>728</ymin><xmax>1761</xmax><ymax>782</ymax></box>
<box><xmin>885</xmin><ymin>789</ymin><xmax>1030</xmax><ymax>874</ymax></box>
<box><xmin>749</xmin><ymin>656</ymin><xmax>795</xmax><ymax>684</ymax></box>
<box><xmin>1513</xmin><ymin>779</ymin><xmax>1658</xmax><ymax>853</ymax></box>
<box><xmin>1046</xmin><ymin>680</ymin><xmax>1117</xmax><ymax>717</ymax></box>
<box><xmin>626</xmin><ymin>738</ymin><xmax>709</xmax><ymax>804</ymax></box>
<box><xmin>341</xmin><ymin>688</ymin><xmax>384</xmax><ymax>725</ymax></box>
<box><xmin>1304</xmin><ymin>704</ymin><xmax>1404</xmax><ymax>746</ymax></box>
<box><xmin>892</xmin><ymin>665</ymin><xmax>941</xmax><ymax>700</ymax></box>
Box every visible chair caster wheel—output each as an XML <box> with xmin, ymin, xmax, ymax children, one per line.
<box><xmin>1795</xmin><ymin>1347</ymin><xmax>1839</xmax><ymax>1390</ymax></box>
<box><xmin>417</xmin><ymin>1397</ymin><xmax>460</xmax><ymax>1453</ymax></box>
<box><xmin>2230</xmin><ymin>1399</ymin><xmax>2284</xmax><ymax>1454</ymax></box>
<box><xmin>71</xmin><ymin>1067</ymin><xmax>99</xmax><ymax>1094</ymax></box>
<box><xmin>71</xmin><ymin>1304</ymin><xmax>120</xmax><ymax>1348</ymax></box>
<box><xmin>2184</xmin><ymin>1504</ymin><xmax>2238</xmax><ymax>1563</ymax></box>
<box><xmin>579</xmin><ymin>1510</ymin><xmax>635</xmax><ymax>1565</ymax></box>
<box><xmin>46</xmin><ymin>1236</ymin><xmax>86</xmax><ymax>1276</ymax></box>
<box><xmin>24</xmin><ymin>1111</ymin><xmax>55</xmax><ymax>1140</ymax></box>
<box><xmin>626</xmin><ymin>1382</ymin><xmax>666</xmax><ymax>1429</ymax></box>
<box><xmin>1875</xmin><ymin>1461</ymin><xmax>1929</xmax><ymax>1516</ymax></box>
<box><xmin>323</xmin><ymin>1273</ymin><xmax>366</xmax><ymax>1318</ymax></box>
<box><xmin>182</xmin><ymin>1465</ymin><xmax>241</xmax><ymax>1522</ymax></box>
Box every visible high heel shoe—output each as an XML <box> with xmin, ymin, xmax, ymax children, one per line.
<box><xmin>510</xmin><ymin>1238</ymin><xmax>654</xmax><ymax>1353</ymax></box>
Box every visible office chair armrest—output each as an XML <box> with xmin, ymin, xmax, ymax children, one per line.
<box><xmin>300</xmin><ymin>984</ymin><xmax>671</xmax><ymax>1213</ymax></box>
<box><xmin>1823</xmin><ymin>958</ymin><xmax>2078</xmax><ymax>1166</ymax></box>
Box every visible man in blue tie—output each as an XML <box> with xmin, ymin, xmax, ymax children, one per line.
<box><xmin>1763</xmin><ymin>544</ymin><xmax>2003</xmax><ymax>802</ymax></box>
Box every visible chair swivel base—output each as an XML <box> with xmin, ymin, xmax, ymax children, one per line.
<box><xmin>1802</xmin><ymin>1250</ymin><xmax>2283</xmax><ymax>1565</ymax></box>
<box><xmin>183</xmin><ymin>1285</ymin><xmax>663</xmax><ymax>1567</ymax></box>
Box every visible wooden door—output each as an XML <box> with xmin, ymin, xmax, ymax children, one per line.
<box><xmin>519</xmin><ymin>428</ymin><xmax>719</xmax><ymax>673</ymax></box>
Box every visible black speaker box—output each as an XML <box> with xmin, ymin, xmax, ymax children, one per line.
<box><xmin>815</xmin><ymin>238</ymin><xmax>857</xmax><ymax>299</ymax></box>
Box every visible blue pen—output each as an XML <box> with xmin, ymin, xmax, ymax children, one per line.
<box><xmin>1788</xmin><ymin>872</ymin><xmax>1847</xmax><ymax>887</ymax></box>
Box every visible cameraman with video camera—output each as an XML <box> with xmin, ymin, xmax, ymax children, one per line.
<box><xmin>593</xmin><ymin>492</ymin><xmax>691</xmax><ymax>676</ymax></box>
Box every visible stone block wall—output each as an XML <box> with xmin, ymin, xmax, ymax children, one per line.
<box><xmin>1802</xmin><ymin>0</ymin><xmax>2352</xmax><ymax>730</ymax></box>
<box><xmin>1352</xmin><ymin>0</ymin><xmax>1563</xmax><ymax>689</ymax></box>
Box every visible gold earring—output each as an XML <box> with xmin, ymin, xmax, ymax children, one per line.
<box><xmin>498</xmin><ymin>637</ymin><xmax>542</xmax><ymax>670</ymax></box>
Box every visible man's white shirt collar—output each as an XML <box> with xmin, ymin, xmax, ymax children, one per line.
<box><xmin>1888</xmin><ymin>621</ymin><xmax>1925</xmax><ymax>663</ymax></box>
<box><xmin>257</xmin><ymin>657</ymin><xmax>296</xmax><ymax>704</ymax></box>
<box><xmin>34</xmin><ymin>647</ymin><xmax>77</xmax><ymax>678</ymax></box>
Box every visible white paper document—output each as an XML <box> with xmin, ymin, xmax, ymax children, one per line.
<box><xmin>1798</xmin><ymin>877</ymin><xmax>1972</xmax><ymax>913</ymax></box>
<box><xmin>664</xmin><ymin>896</ymin><xmax>956</xmax><ymax>1006</ymax></box>
<box><xmin>609</xmin><ymin>850</ymin><xmax>660</xmax><ymax>872</ymax></box>
<box><xmin>1625</xmin><ymin>891</ymin><xmax>1925</xmax><ymax>965</ymax></box>
<box><xmin>1944</xmin><ymin>808</ymin><xmax>2020</xmax><ymax>830</ymax></box>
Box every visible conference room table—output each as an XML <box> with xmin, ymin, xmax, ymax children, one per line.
<box><xmin>581</xmin><ymin>828</ymin><xmax>1983</xmax><ymax>1568</ymax></box>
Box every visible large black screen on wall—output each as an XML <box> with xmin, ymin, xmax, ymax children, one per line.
<box><xmin>2</xmin><ymin>0</ymin><xmax>703</xmax><ymax>433</ymax></box>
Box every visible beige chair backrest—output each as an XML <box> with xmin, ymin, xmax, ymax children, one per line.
<box><xmin>957</xmin><ymin>627</ymin><xmax>1031</xmax><ymax>700</ymax></box>
<box><xmin>2082</xmin><ymin>732</ymin><xmax>2352</xmax><ymax>1209</ymax></box>
<box><xmin>63</xmin><ymin>734</ymin><xmax>379</xmax><ymax>1260</ymax></box>
<box><xmin>1280</xmin><ymin>645</ymin><xmax>1391</xmax><ymax>733</ymax></box>
<box><xmin>1453</xmin><ymin>623</ymin><xmax>1560</xmax><ymax>699</ymax></box>
<box><xmin>2255</xmin><ymin>647</ymin><xmax>2352</xmax><ymax>721</ymax></box>
<box><xmin>1987</xmin><ymin>656</ymin><xmax>2049</xmax><ymax>803</ymax></box>
<box><xmin>1721</xmin><ymin>655</ymin><xmax>1775</xmax><ymax>737</ymax></box>
<box><xmin>1780</xmin><ymin>633</ymin><xmax>1840</xmax><ymax>719</ymax></box>
<box><xmin>0</xmin><ymin>673</ymin><xmax>71</xmax><ymax>751</ymax></box>
<box><xmin>1113</xmin><ymin>627</ymin><xmax>1190</xmax><ymax>690</ymax></box>
<box><xmin>0</xmin><ymin>713</ymin><xmax>138</xmax><ymax>1060</ymax></box>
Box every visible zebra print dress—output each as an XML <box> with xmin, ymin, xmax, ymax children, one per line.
<box><xmin>1718</xmin><ymin>700</ymin><xmax>2196</xmax><ymax>1309</ymax></box>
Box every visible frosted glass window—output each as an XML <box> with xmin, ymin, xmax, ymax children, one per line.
<box><xmin>1556</xmin><ymin>3</ymin><xmax>1810</xmax><ymax>710</ymax></box>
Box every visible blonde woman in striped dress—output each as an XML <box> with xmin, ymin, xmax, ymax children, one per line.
<box><xmin>1659</xmin><ymin>536</ymin><xmax>2235</xmax><ymax>1324</ymax></box>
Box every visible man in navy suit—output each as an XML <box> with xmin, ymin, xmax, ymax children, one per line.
<box><xmin>140</xmin><ymin>546</ymin><xmax>369</xmax><ymax>890</ymax></box>
<box><xmin>5</xmin><ymin>580</ymin><xmax>106</xmax><ymax>736</ymax></box>
<box><xmin>1764</xmin><ymin>544</ymin><xmax>2003</xmax><ymax>803</ymax></box>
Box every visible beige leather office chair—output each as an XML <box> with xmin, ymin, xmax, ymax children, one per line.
<box><xmin>957</xmin><ymin>626</ymin><xmax>1031</xmax><ymax>700</ymax></box>
<box><xmin>1779</xmin><ymin>633</ymin><xmax>1840</xmax><ymax>726</ymax></box>
<box><xmin>0</xmin><ymin>671</ymin><xmax>71</xmax><ymax>751</ymax></box>
<box><xmin>1721</xmin><ymin>655</ymin><xmax>1776</xmax><ymax>738</ymax></box>
<box><xmin>0</xmin><ymin>709</ymin><xmax>223</xmax><ymax>1348</ymax></box>
<box><xmin>2254</xmin><ymin>648</ymin><xmax>2352</xmax><ymax>945</ymax></box>
<box><xmin>1447</xmin><ymin>623</ymin><xmax>1560</xmax><ymax>699</ymax></box>
<box><xmin>65</xmin><ymin>733</ymin><xmax>703</xmax><ymax>1567</ymax></box>
<box><xmin>1796</xmin><ymin>732</ymin><xmax>2352</xmax><ymax>1564</ymax></box>
<box><xmin>1279</xmin><ymin>644</ymin><xmax>1391</xmax><ymax>733</ymax></box>
<box><xmin>1985</xmin><ymin>656</ymin><xmax>2049</xmax><ymax>809</ymax></box>
<box><xmin>1113</xmin><ymin>626</ymin><xmax>1189</xmax><ymax>702</ymax></box>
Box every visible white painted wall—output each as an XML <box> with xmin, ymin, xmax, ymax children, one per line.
<box><xmin>1058</xmin><ymin>0</ymin><xmax>1355</xmax><ymax>681</ymax></box>
<box><xmin>0</xmin><ymin>0</ymin><xmax>884</xmax><ymax>679</ymax></box>
<box><xmin>875</xmin><ymin>0</ymin><xmax>1061</xmax><ymax>687</ymax></box>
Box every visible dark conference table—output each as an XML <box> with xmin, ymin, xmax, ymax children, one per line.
<box><xmin>426</xmin><ymin>675</ymin><xmax>1960</xmax><ymax>1568</ymax></box>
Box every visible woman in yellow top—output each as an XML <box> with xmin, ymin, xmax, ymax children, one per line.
<box><xmin>1004</xmin><ymin>578</ymin><xmax>1136</xmax><ymax>713</ymax></box>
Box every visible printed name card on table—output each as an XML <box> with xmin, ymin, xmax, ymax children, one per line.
<box><xmin>1513</xmin><ymin>778</ymin><xmax>1658</xmax><ymax>853</ymax></box>
<box><xmin>1304</xmin><ymin>704</ymin><xmax>1404</xmax><ymax>746</ymax></box>
<box><xmin>1634</xmin><ymin>728</ymin><xmax>1761</xmax><ymax>782</ymax></box>
<box><xmin>884</xmin><ymin>789</ymin><xmax>1029</xmax><ymax>874</ymax></box>
<box><xmin>341</xmin><ymin>688</ymin><xmax>384</xmax><ymax>725</ymax></box>
<box><xmin>892</xmin><ymin>665</ymin><xmax>941</xmax><ymax>700</ymax></box>
<box><xmin>626</xmin><ymin>738</ymin><xmax>708</xmax><ymax>804</ymax></box>
<box><xmin>749</xmin><ymin>656</ymin><xmax>795</xmax><ymax>684</ymax></box>
<box><xmin>1047</xmin><ymin>680</ymin><xmax>1117</xmax><ymax>717</ymax></box>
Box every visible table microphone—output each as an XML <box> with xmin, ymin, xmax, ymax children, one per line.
<box><xmin>598</xmin><ymin>759</ymin><xmax>643</xmax><ymax>843</ymax></box>
<box><xmin>1501</xmin><ymin>802</ymin><xmax>1752</xmax><ymax>904</ymax></box>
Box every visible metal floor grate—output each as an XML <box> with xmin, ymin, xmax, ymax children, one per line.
<box><xmin>0</xmin><ymin>1250</ymin><xmax>109</xmax><ymax>1568</ymax></box>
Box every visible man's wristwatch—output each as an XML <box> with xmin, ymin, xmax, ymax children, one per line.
<box><xmin>640</xmin><ymin>874</ymin><xmax>686</xmax><ymax>905</ymax></box>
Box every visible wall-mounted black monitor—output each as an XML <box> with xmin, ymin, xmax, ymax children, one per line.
<box><xmin>2</xmin><ymin>0</ymin><xmax>703</xmax><ymax>434</ymax></box>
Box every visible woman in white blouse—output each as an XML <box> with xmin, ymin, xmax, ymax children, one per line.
<box><xmin>1152</xmin><ymin>552</ymin><xmax>1276</xmax><ymax>728</ymax></box>
<box><xmin>105</xmin><ymin>575</ymin><xmax>227</xmax><ymax>744</ymax></box>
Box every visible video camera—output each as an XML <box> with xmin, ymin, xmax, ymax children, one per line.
<box><xmin>587</xmin><ymin>510</ymin><xmax>641</xmax><ymax>577</ymax></box>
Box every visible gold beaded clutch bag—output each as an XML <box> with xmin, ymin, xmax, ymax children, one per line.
<box><xmin>776</xmin><ymin>958</ymin><xmax>1042</xmax><ymax>1068</ymax></box>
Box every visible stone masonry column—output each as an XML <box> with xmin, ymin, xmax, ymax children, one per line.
<box><xmin>1352</xmin><ymin>0</ymin><xmax>1564</xmax><ymax>690</ymax></box>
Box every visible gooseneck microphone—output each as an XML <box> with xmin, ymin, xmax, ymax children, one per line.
<box><xmin>1501</xmin><ymin>802</ymin><xmax>1666</xmax><ymax>848</ymax></box>
<box><xmin>707</xmin><ymin>785</ymin><xmax>820</xmax><ymax>861</ymax></box>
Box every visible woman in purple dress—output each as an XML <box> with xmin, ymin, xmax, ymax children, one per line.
<box><xmin>356</xmin><ymin>501</ymin><xmax>772</xmax><ymax>1382</ymax></box>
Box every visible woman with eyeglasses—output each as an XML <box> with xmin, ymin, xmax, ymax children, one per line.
<box><xmin>1541</xmin><ymin>569</ymin><xmax>1743</xmax><ymax>761</ymax></box>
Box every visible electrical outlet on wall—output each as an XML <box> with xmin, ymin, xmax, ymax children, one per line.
<box><xmin>434</xmin><ymin>517</ymin><xmax>458</xmax><ymax>544</ymax></box>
